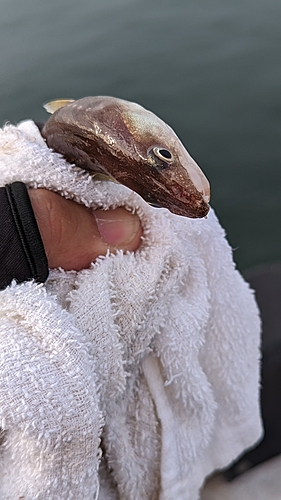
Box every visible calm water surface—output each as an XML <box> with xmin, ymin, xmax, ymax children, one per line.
<box><xmin>0</xmin><ymin>0</ymin><xmax>280</xmax><ymax>270</ymax></box>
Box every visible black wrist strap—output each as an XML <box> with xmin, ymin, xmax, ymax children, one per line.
<box><xmin>3</xmin><ymin>182</ymin><xmax>49</xmax><ymax>286</ymax></box>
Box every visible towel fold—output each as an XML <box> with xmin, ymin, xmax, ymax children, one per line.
<box><xmin>0</xmin><ymin>120</ymin><xmax>262</xmax><ymax>500</ymax></box>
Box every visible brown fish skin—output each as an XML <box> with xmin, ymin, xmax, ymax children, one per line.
<box><xmin>41</xmin><ymin>96</ymin><xmax>210</xmax><ymax>218</ymax></box>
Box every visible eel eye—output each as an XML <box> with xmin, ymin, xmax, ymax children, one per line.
<box><xmin>153</xmin><ymin>147</ymin><xmax>173</xmax><ymax>162</ymax></box>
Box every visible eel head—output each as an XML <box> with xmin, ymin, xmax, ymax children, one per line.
<box><xmin>42</xmin><ymin>96</ymin><xmax>210</xmax><ymax>218</ymax></box>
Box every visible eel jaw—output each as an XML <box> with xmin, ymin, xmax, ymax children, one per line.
<box><xmin>137</xmin><ymin>176</ymin><xmax>210</xmax><ymax>218</ymax></box>
<box><xmin>145</xmin><ymin>167</ymin><xmax>210</xmax><ymax>218</ymax></box>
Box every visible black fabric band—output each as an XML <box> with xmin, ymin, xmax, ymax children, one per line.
<box><xmin>0</xmin><ymin>182</ymin><xmax>49</xmax><ymax>289</ymax></box>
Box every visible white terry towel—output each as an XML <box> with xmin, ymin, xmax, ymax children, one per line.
<box><xmin>0</xmin><ymin>120</ymin><xmax>262</xmax><ymax>500</ymax></box>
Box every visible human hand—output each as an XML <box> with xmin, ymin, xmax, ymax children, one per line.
<box><xmin>28</xmin><ymin>189</ymin><xmax>142</xmax><ymax>271</ymax></box>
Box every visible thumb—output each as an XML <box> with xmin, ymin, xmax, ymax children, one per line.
<box><xmin>29</xmin><ymin>189</ymin><xmax>142</xmax><ymax>271</ymax></box>
<box><xmin>93</xmin><ymin>208</ymin><xmax>142</xmax><ymax>249</ymax></box>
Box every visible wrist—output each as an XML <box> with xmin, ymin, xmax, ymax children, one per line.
<box><xmin>0</xmin><ymin>183</ymin><xmax>48</xmax><ymax>289</ymax></box>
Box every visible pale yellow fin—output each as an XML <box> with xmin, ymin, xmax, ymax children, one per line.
<box><xmin>43</xmin><ymin>99</ymin><xmax>75</xmax><ymax>114</ymax></box>
<box><xmin>90</xmin><ymin>172</ymin><xmax>119</xmax><ymax>183</ymax></box>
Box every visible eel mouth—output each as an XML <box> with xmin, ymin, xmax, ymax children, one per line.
<box><xmin>144</xmin><ymin>189</ymin><xmax>210</xmax><ymax>218</ymax></box>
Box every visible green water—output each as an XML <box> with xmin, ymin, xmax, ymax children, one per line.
<box><xmin>0</xmin><ymin>0</ymin><xmax>280</xmax><ymax>270</ymax></box>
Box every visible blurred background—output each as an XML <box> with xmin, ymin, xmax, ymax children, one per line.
<box><xmin>0</xmin><ymin>0</ymin><xmax>280</xmax><ymax>271</ymax></box>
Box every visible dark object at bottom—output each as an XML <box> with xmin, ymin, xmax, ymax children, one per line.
<box><xmin>224</xmin><ymin>263</ymin><xmax>281</xmax><ymax>481</ymax></box>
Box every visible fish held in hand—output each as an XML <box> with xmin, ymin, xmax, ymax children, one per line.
<box><xmin>42</xmin><ymin>96</ymin><xmax>210</xmax><ymax>218</ymax></box>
